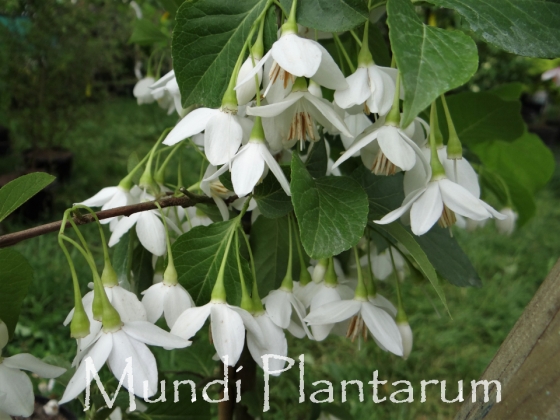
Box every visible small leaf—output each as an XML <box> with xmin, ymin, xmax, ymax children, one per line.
<box><xmin>0</xmin><ymin>249</ymin><xmax>33</xmax><ymax>337</ymax></box>
<box><xmin>129</xmin><ymin>19</ymin><xmax>169</xmax><ymax>46</ymax></box>
<box><xmin>280</xmin><ymin>0</ymin><xmax>368</xmax><ymax>32</ymax></box>
<box><xmin>0</xmin><ymin>172</ymin><xmax>55</xmax><ymax>223</ymax></box>
<box><xmin>387</xmin><ymin>0</ymin><xmax>478</xmax><ymax>127</ymax></box>
<box><xmin>291</xmin><ymin>153</ymin><xmax>368</xmax><ymax>259</ymax></box>
<box><xmin>253</xmin><ymin>167</ymin><xmax>293</xmax><ymax>219</ymax></box>
<box><xmin>351</xmin><ymin>166</ymin><xmax>404</xmax><ymax>219</ymax></box>
<box><xmin>173</xmin><ymin>221</ymin><xmax>243</xmax><ymax>305</ymax></box>
<box><xmin>426</xmin><ymin>0</ymin><xmax>560</xmax><ymax>58</ymax></box>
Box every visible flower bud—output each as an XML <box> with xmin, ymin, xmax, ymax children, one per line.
<box><xmin>495</xmin><ymin>207</ymin><xmax>517</xmax><ymax>235</ymax></box>
<box><xmin>70</xmin><ymin>305</ymin><xmax>91</xmax><ymax>339</ymax></box>
<box><xmin>101</xmin><ymin>261</ymin><xmax>118</xmax><ymax>287</ymax></box>
<box><xmin>397</xmin><ymin>321</ymin><xmax>413</xmax><ymax>360</ymax></box>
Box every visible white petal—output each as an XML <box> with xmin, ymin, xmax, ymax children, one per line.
<box><xmin>332</xmin><ymin>129</ymin><xmax>379</xmax><ymax>169</ymax></box>
<box><xmin>205</xmin><ymin>112</ymin><xmax>243</xmax><ymax>166</ymax></box>
<box><xmin>334</xmin><ymin>68</ymin><xmax>370</xmax><ymax>109</ymax></box>
<box><xmin>170</xmin><ymin>304</ymin><xmax>212</xmax><ymax>340</ymax></box>
<box><xmin>260</xmin><ymin>145</ymin><xmax>291</xmax><ymax>196</ymax></box>
<box><xmin>410</xmin><ymin>182</ymin><xmax>443</xmax><ymax>235</ymax></box>
<box><xmin>149</xmin><ymin>70</ymin><xmax>175</xmax><ymax>89</ymax></box>
<box><xmin>163</xmin><ymin>284</ymin><xmax>195</xmax><ymax>328</ymax></box>
<box><xmin>309</xmin><ymin>287</ymin><xmax>341</xmax><ymax>341</ymax></box>
<box><xmin>0</xmin><ymin>364</ymin><xmax>34</xmax><ymax>416</ymax></box>
<box><xmin>163</xmin><ymin>108</ymin><xmax>219</xmax><ymax>146</ymax></box>
<box><xmin>367</xmin><ymin>66</ymin><xmax>395</xmax><ymax>116</ymax></box>
<box><xmin>136</xmin><ymin>211</ymin><xmax>166</xmax><ymax>256</ymax></box>
<box><xmin>304</xmin><ymin>300</ymin><xmax>361</xmax><ymax>325</ymax></box>
<box><xmin>398</xmin><ymin>322</ymin><xmax>413</xmax><ymax>359</ymax></box>
<box><xmin>210</xmin><ymin>304</ymin><xmax>245</xmax><ymax>366</ymax></box>
<box><xmin>3</xmin><ymin>354</ymin><xmax>65</xmax><ymax>378</ymax></box>
<box><xmin>79</xmin><ymin>187</ymin><xmax>118</xmax><ymax>207</ymax></box>
<box><xmin>60</xmin><ymin>333</ymin><xmax>113</xmax><ymax>404</ymax></box>
<box><xmin>229</xmin><ymin>306</ymin><xmax>265</xmax><ymax>348</ymax></box>
<box><xmin>264</xmin><ymin>290</ymin><xmax>292</xmax><ymax>329</ymax></box>
<box><xmin>122</xmin><ymin>321</ymin><xmax>190</xmax><ymax>348</ymax></box>
<box><xmin>360</xmin><ymin>303</ymin><xmax>403</xmax><ymax>356</ymax></box>
<box><xmin>108</xmin><ymin>332</ymin><xmax>158</xmax><ymax>398</ymax></box>
<box><xmin>375</xmin><ymin>187</ymin><xmax>426</xmax><ymax>225</ymax></box>
<box><xmin>110</xmin><ymin>286</ymin><xmax>147</xmax><ymax>322</ymax></box>
<box><xmin>288</xmin><ymin>294</ymin><xmax>313</xmax><ymax>339</ymax></box>
<box><xmin>108</xmin><ymin>213</ymin><xmax>140</xmax><ymax>248</ymax></box>
<box><xmin>247</xmin><ymin>314</ymin><xmax>287</xmax><ymax>373</ymax></box>
<box><xmin>237</xmin><ymin>56</ymin><xmax>263</xmax><ymax>105</ymax></box>
<box><xmin>369</xmin><ymin>294</ymin><xmax>398</xmax><ymax>318</ymax></box>
<box><xmin>311</xmin><ymin>43</ymin><xmax>348</xmax><ymax>90</ymax></box>
<box><xmin>247</xmin><ymin>92</ymin><xmax>303</xmax><ymax>118</ymax></box>
<box><xmin>442</xmin><ymin>154</ymin><xmax>480</xmax><ymax>198</ymax></box>
<box><xmin>236</xmin><ymin>49</ymin><xmax>271</xmax><ymax>88</ymax></box>
<box><xmin>403</xmin><ymin>148</ymin><xmax>431</xmax><ymax>196</ymax></box>
<box><xmin>271</xmin><ymin>34</ymin><xmax>321</xmax><ymax>78</ymax></box>
<box><xmin>141</xmin><ymin>283</ymin><xmax>165</xmax><ymax>323</ymax></box>
<box><xmin>377</xmin><ymin>126</ymin><xmax>416</xmax><ymax>171</ymax></box>
<box><xmin>232</xmin><ymin>144</ymin><xmax>265</xmax><ymax>197</ymax></box>
<box><xmin>304</xmin><ymin>93</ymin><xmax>352</xmax><ymax>138</ymax></box>
<box><xmin>438</xmin><ymin>179</ymin><xmax>491</xmax><ymax>221</ymax></box>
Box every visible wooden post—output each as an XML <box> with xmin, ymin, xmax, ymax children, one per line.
<box><xmin>455</xmin><ymin>258</ymin><xmax>560</xmax><ymax>420</ymax></box>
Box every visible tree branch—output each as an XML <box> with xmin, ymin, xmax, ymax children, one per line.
<box><xmin>0</xmin><ymin>193</ymin><xmax>217</xmax><ymax>248</ymax></box>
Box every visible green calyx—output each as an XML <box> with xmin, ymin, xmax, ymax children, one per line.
<box><xmin>324</xmin><ymin>257</ymin><xmax>338</xmax><ymax>287</ymax></box>
<box><xmin>440</xmin><ymin>95</ymin><xmax>463</xmax><ymax>160</ymax></box>
<box><xmin>352</xmin><ymin>247</ymin><xmax>368</xmax><ymax>301</ymax></box>
<box><xmin>249</xmin><ymin>117</ymin><xmax>266</xmax><ymax>144</ymax></box>
<box><xmin>101</xmin><ymin>260</ymin><xmax>118</xmax><ymax>287</ymax></box>
<box><xmin>70</xmin><ymin>302</ymin><xmax>91</xmax><ymax>339</ymax></box>
<box><xmin>163</xmin><ymin>261</ymin><xmax>178</xmax><ymax>286</ymax></box>
<box><xmin>281</xmin><ymin>0</ymin><xmax>299</xmax><ymax>34</ymax></box>
<box><xmin>384</xmin><ymin>73</ymin><xmax>402</xmax><ymax>127</ymax></box>
<box><xmin>92</xmin><ymin>278</ymin><xmax>104</xmax><ymax>321</ymax></box>
<box><xmin>357</xmin><ymin>20</ymin><xmax>374</xmax><ymax>67</ymax></box>
<box><xmin>97</xmin><ymin>276</ymin><xmax>122</xmax><ymax>332</ymax></box>
<box><xmin>292</xmin><ymin>77</ymin><xmax>308</xmax><ymax>92</ymax></box>
<box><xmin>280</xmin><ymin>213</ymin><xmax>295</xmax><ymax>292</ymax></box>
<box><xmin>429</xmin><ymin>102</ymin><xmax>446</xmax><ymax>180</ymax></box>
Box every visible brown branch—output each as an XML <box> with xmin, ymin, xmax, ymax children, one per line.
<box><xmin>0</xmin><ymin>194</ymin><xmax>216</xmax><ymax>248</ymax></box>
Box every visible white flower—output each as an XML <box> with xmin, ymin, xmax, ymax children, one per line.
<box><xmin>133</xmin><ymin>77</ymin><xmax>156</xmax><ymax>105</ymax></box>
<box><xmin>495</xmin><ymin>207</ymin><xmax>517</xmax><ymax>235</ymax></box>
<box><xmin>247</xmin><ymin>85</ymin><xmax>352</xmax><ymax>150</ymax></box>
<box><xmin>246</xmin><ymin>311</ymin><xmax>288</xmax><ymax>374</ymax></box>
<box><xmin>305</xmin><ymin>298</ymin><xmax>403</xmax><ymax>356</ymax></box>
<box><xmin>334</xmin><ymin>65</ymin><xmax>397</xmax><ymax>116</ymax></box>
<box><xmin>236</xmin><ymin>32</ymin><xmax>347</xmax><ymax>94</ymax></box>
<box><xmin>78</xmin><ymin>186</ymin><xmax>141</xmax><ymax>225</ymax></box>
<box><xmin>237</xmin><ymin>54</ymin><xmax>263</xmax><ymax>105</ymax></box>
<box><xmin>333</xmin><ymin>118</ymin><xmax>426</xmax><ymax>176</ymax></box>
<box><xmin>341</xmin><ymin>112</ymin><xmax>373</xmax><ymax>153</ymax></box>
<box><xmin>0</xmin><ymin>321</ymin><xmax>66</xmax><ymax>418</ymax></box>
<box><xmin>360</xmin><ymin>246</ymin><xmax>405</xmax><ymax>281</ymax></box>
<box><xmin>262</xmin><ymin>289</ymin><xmax>312</xmax><ymax>339</ymax></box>
<box><xmin>171</xmin><ymin>302</ymin><xmax>264</xmax><ymax>366</ymax></box>
<box><xmin>206</xmin><ymin>140</ymin><xmax>291</xmax><ymax>198</ymax></box>
<box><xmin>163</xmin><ymin>107</ymin><xmax>252</xmax><ymax>166</ymax></box>
<box><xmin>142</xmin><ymin>283</ymin><xmax>195</xmax><ymax>328</ymax></box>
<box><xmin>60</xmin><ymin>321</ymin><xmax>190</xmax><ymax>404</ymax></box>
<box><xmin>150</xmin><ymin>70</ymin><xmax>189</xmax><ymax>117</ymax></box>
<box><xmin>398</xmin><ymin>321</ymin><xmax>413</xmax><ymax>360</ymax></box>
<box><xmin>376</xmin><ymin>177</ymin><xmax>505</xmax><ymax>236</ymax></box>
<box><xmin>200</xmin><ymin>165</ymin><xmax>234</xmax><ymax>222</ymax></box>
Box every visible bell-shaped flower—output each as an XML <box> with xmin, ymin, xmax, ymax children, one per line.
<box><xmin>376</xmin><ymin>176</ymin><xmax>505</xmax><ymax>236</ymax></box>
<box><xmin>247</xmin><ymin>78</ymin><xmax>352</xmax><ymax>151</ymax></box>
<box><xmin>0</xmin><ymin>321</ymin><xmax>66</xmax><ymax>418</ymax></box>
<box><xmin>495</xmin><ymin>207</ymin><xmax>517</xmax><ymax>235</ymax></box>
<box><xmin>204</xmin><ymin>118</ymin><xmax>291</xmax><ymax>198</ymax></box>
<box><xmin>162</xmin><ymin>105</ymin><xmax>252</xmax><ymax>166</ymax></box>
<box><xmin>133</xmin><ymin>77</ymin><xmax>156</xmax><ymax>105</ymax></box>
<box><xmin>262</xmin><ymin>289</ymin><xmax>312</xmax><ymax>339</ymax></box>
<box><xmin>305</xmin><ymin>297</ymin><xmax>403</xmax><ymax>356</ymax></box>
<box><xmin>60</xmin><ymin>319</ymin><xmax>190</xmax><ymax>404</ymax></box>
<box><xmin>246</xmin><ymin>311</ymin><xmax>288</xmax><ymax>374</ymax></box>
<box><xmin>236</xmin><ymin>23</ymin><xmax>347</xmax><ymax>96</ymax></box>
<box><xmin>78</xmin><ymin>185</ymin><xmax>141</xmax><ymax>226</ymax></box>
<box><xmin>171</xmin><ymin>302</ymin><xmax>264</xmax><ymax>366</ymax></box>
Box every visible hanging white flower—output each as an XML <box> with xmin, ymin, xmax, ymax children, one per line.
<box><xmin>133</xmin><ymin>77</ymin><xmax>156</xmax><ymax>105</ymax></box>
<box><xmin>246</xmin><ymin>311</ymin><xmax>288</xmax><ymax>374</ymax></box>
<box><xmin>150</xmin><ymin>70</ymin><xmax>190</xmax><ymax>117</ymax></box>
<box><xmin>142</xmin><ymin>283</ymin><xmax>195</xmax><ymax>328</ymax></box>
<box><xmin>236</xmin><ymin>53</ymin><xmax>264</xmax><ymax>106</ymax></box>
<box><xmin>262</xmin><ymin>289</ymin><xmax>313</xmax><ymax>339</ymax></box>
<box><xmin>78</xmin><ymin>185</ymin><xmax>141</xmax><ymax>226</ymax></box>
<box><xmin>0</xmin><ymin>321</ymin><xmax>66</xmax><ymax>419</ymax></box>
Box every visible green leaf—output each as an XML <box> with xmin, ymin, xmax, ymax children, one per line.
<box><xmin>415</xmin><ymin>227</ymin><xmax>481</xmax><ymax>288</ymax></box>
<box><xmin>426</xmin><ymin>0</ymin><xmax>560</xmax><ymax>58</ymax></box>
<box><xmin>443</xmin><ymin>92</ymin><xmax>525</xmax><ymax>146</ymax></box>
<box><xmin>305</xmin><ymin>137</ymin><xmax>329</xmax><ymax>178</ymax></box>
<box><xmin>373</xmin><ymin>223</ymin><xmax>449</xmax><ymax>312</ymax></box>
<box><xmin>173</xmin><ymin>0</ymin><xmax>274</xmax><ymax>108</ymax></box>
<box><xmin>173</xmin><ymin>221</ymin><xmax>243</xmax><ymax>305</ymax></box>
<box><xmin>490</xmin><ymin>82</ymin><xmax>525</xmax><ymax>101</ymax></box>
<box><xmin>0</xmin><ymin>249</ymin><xmax>33</xmax><ymax>337</ymax></box>
<box><xmin>351</xmin><ymin>166</ymin><xmax>404</xmax><ymax>219</ymax></box>
<box><xmin>0</xmin><ymin>172</ymin><xmax>55</xmax><ymax>223</ymax></box>
<box><xmin>368</xmin><ymin>22</ymin><xmax>392</xmax><ymax>68</ymax></box>
<box><xmin>386</xmin><ymin>0</ymin><xmax>478</xmax><ymax>127</ymax></box>
<box><xmin>132</xmin><ymin>244</ymin><xmax>154</xmax><ymax>297</ymax></box>
<box><xmin>291</xmin><ymin>153</ymin><xmax>368</xmax><ymax>259</ymax></box>
<box><xmin>280</xmin><ymin>0</ymin><xmax>368</xmax><ymax>32</ymax></box>
<box><xmin>253</xmin><ymin>167</ymin><xmax>293</xmax><ymax>219</ymax></box>
<box><xmin>250</xmin><ymin>215</ymin><xmax>305</xmax><ymax>297</ymax></box>
<box><xmin>128</xmin><ymin>19</ymin><xmax>169</xmax><ymax>46</ymax></box>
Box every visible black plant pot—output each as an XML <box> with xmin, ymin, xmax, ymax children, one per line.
<box><xmin>23</xmin><ymin>147</ymin><xmax>74</xmax><ymax>182</ymax></box>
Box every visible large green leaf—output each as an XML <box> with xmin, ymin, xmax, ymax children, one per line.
<box><xmin>280</xmin><ymin>0</ymin><xmax>368</xmax><ymax>32</ymax></box>
<box><xmin>386</xmin><ymin>0</ymin><xmax>478</xmax><ymax>127</ymax></box>
<box><xmin>291</xmin><ymin>153</ymin><xmax>368</xmax><ymax>259</ymax></box>
<box><xmin>351</xmin><ymin>166</ymin><xmax>404</xmax><ymax>219</ymax></box>
<box><xmin>426</xmin><ymin>0</ymin><xmax>560</xmax><ymax>58</ymax></box>
<box><xmin>373</xmin><ymin>223</ymin><xmax>449</xmax><ymax>312</ymax></box>
<box><xmin>250</xmin><ymin>215</ymin><xmax>305</xmax><ymax>297</ymax></box>
<box><xmin>253</xmin><ymin>167</ymin><xmax>293</xmax><ymax>219</ymax></box>
<box><xmin>173</xmin><ymin>221</ymin><xmax>244</xmax><ymax>305</ymax></box>
<box><xmin>0</xmin><ymin>172</ymin><xmax>55</xmax><ymax>223</ymax></box>
<box><xmin>0</xmin><ymin>249</ymin><xmax>33</xmax><ymax>337</ymax></box>
<box><xmin>443</xmin><ymin>92</ymin><xmax>525</xmax><ymax>146</ymax></box>
<box><xmin>173</xmin><ymin>0</ymin><xmax>275</xmax><ymax>108</ymax></box>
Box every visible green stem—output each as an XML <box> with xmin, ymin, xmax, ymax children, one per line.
<box><xmin>235</xmin><ymin>230</ymin><xmax>253</xmax><ymax>312</ymax></box>
<box><xmin>155</xmin><ymin>203</ymin><xmax>178</xmax><ymax>286</ymax></box>
<box><xmin>353</xmin><ymin>246</ymin><xmax>368</xmax><ymax>300</ymax></box>
<box><xmin>333</xmin><ymin>34</ymin><xmax>356</xmax><ymax>73</ymax></box>
<box><xmin>210</xmin><ymin>226</ymin><xmax>237</xmax><ymax>302</ymax></box>
<box><xmin>119</xmin><ymin>152</ymin><xmax>151</xmax><ymax>190</ymax></box>
<box><xmin>155</xmin><ymin>142</ymin><xmax>183</xmax><ymax>185</ymax></box>
<box><xmin>429</xmin><ymin>102</ymin><xmax>446</xmax><ymax>179</ymax></box>
<box><xmin>365</xmin><ymin>229</ymin><xmax>377</xmax><ymax>296</ymax></box>
<box><xmin>349</xmin><ymin>30</ymin><xmax>362</xmax><ymax>47</ymax></box>
<box><xmin>385</xmin><ymin>72</ymin><xmax>401</xmax><ymax>126</ymax></box>
<box><xmin>280</xmin><ymin>213</ymin><xmax>294</xmax><ymax>291</ymax></box>
<box><xmin>292</xmin><ymin>216</ymin><xmax>311</xmax><ymax>285</ymax></box>
<box><xmin>140</xmin><ymin>128</ymin><xmax>173</xmax><ymax>190</ymax></box>
<box><xmin>239</xmin><ymin>227</ymin><xmax>264</xmax><ymax>312</ymax></box>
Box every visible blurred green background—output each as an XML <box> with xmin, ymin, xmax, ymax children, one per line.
<box><xmin>1</xmin><ymin>1</ymin><xmax>560</xmax><ymax>419</ymax></box>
